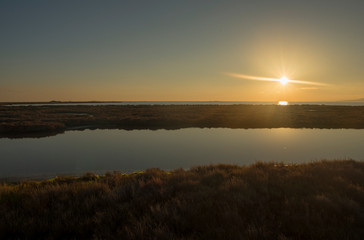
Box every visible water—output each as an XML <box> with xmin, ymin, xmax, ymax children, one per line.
<box><xmin>0</xmin><ymin>128</ymin><xmax>363</xmax><ymax>179</ymax></box>
<box><xmin>4</xmin><ymin>101</ymin><xmax>364</xmax><ymax>106</ymax></box>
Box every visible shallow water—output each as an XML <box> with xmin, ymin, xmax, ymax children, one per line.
<box><xmin>0</xmin><ymin>128</ymin><xmax>363</xmax><ymax>178</ymax></box>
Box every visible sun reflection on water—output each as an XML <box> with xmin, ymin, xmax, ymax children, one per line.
<box><xmin>278</xmin><ymin>101</ymin><xmax>288</xmax><ymax>106</ymax></box>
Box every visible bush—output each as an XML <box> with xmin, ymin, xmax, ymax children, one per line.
<box><xmin>0</xmin><ymin>160</ymin><xmax>363</xmax><ymax>239</ymax></box>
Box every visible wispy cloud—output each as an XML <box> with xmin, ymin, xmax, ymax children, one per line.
<box><xmin>223</xmin><ymin>72</ymin><xmax>329</xmax><ymax>86</ymax></box>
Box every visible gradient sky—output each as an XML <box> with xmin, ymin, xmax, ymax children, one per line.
<box><xmin>1</xmin><ymin>0</ymin><xmax>364</xmax><ymax>102</ymax></box>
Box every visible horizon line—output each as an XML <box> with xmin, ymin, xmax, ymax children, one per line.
<box><xmin>1</xmin><ymin>99</ymin><xmax>364</xmax><ymax>104</ymax></box>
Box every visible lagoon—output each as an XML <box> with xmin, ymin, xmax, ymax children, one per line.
<box><xmin>1</xmin><ymin>128</ymin><xmax>363</xmax><ymax>179</ymax></box>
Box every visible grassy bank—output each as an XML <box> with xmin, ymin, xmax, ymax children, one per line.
<box><xmin>0</xmin><ymin>160</ymin><xmax>363</xmax><ymax>239</ymax></box>
<box><xmin>1</xmin><ymin>104</ymin><xmax>364</xmax><ymax>138</ymax></box>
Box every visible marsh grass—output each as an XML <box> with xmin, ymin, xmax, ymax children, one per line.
<box><xmin>0</xmin><ymin>160</ymin><xmax>363</xmax><ymax>239</ymax></box>
<box><xmin>2</xmin><ymin>105</ymin><xmax>364</xmax><ymax>138</ymax></box>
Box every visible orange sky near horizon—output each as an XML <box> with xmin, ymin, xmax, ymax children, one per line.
<box><xmin>1</xmin><ymin>1</ymin><xmax>364</xmax><ymax>102</ymax></box>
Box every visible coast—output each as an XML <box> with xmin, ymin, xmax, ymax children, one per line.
<box><xmin>1</xmin><ymin>104</ymin><xmax>364</xmax><ymax>138</ymax></box>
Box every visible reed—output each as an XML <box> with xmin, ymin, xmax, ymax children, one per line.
<box><xmin>1</xmin><ymin>160</ymin><xmax>363</xmax><ymax>239</ymax></box>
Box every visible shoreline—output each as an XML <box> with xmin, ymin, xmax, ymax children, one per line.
<box><xmin>1</xmin><ymin>160</ymin><xmax>363</xmax><ymax>239</ymax></box>
<box><xmin>1</xmin><ymin>158</ymin><xmax>363</xmax><ymax>183</ymax></box>
<box><xmin>1</xmin><ymin>104</ymin><xmax>364</xmax><ymax>138</ymax></box>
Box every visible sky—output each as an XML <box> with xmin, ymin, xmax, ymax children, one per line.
<box><xmin>1</xmin><ymin>0</ymin><xmax>364</xmax><ymax>102</ymax></box>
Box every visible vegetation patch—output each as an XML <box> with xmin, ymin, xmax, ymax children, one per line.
<box><xmin>0</xmin><ymin>160</ymin><xmax>363</xmax><ymax>239</ymax></box>
<box><xmin>1</xmin><ymin>105</ymin><xmax>364</xmax><ymax>138</ymax></box>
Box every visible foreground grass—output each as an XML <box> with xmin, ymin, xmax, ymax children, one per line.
<box><xmin>0</xmin><ymin>160</ymin><xmax>363</xmax><ymax>239</ymax></box>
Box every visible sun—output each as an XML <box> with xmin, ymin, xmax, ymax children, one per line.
<box><xmin>280</xmin><ymin>76</ymin><xmax>289</xmax><ymax>85</ymax></box>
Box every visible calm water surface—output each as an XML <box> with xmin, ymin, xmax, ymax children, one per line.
<box><xmin>1</xmin><ymin>128</ymin><xmax>363</xmax><ymax>178</ymax></box>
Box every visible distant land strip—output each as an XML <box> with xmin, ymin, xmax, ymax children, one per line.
<box><xmin>1</xmin><ymin>105</ymin><xmax>364</xmax><ymax>138</ymax></box>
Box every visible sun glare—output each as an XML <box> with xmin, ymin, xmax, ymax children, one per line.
<box><xmin>280</xmin><ymin>76</ymin><xmax>289</xmax><ymax>85</ymax></box>
<box><xmin>278</xmin><ymin>101</ymin><xmax>288</xmax><ymax>106</ymax></box>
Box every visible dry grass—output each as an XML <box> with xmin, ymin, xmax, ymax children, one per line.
<box><xmin>1</xmin><ymin>104</ymin><xmax>364</xmax><ymax>138</ymax></box>
<box><xmin>0</xmin><ymin>160</ymin><xmax>363</xmax><ymax>239</ymax></box>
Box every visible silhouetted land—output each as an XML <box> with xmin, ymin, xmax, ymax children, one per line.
<box><xmin>0</xmin><ymin>160</ymin><xmax>363</xmax><ymax>239</ymax></box>
<box><xmin>1</xmin><ymin>104</ymin><xmax>364</xmax><ymax>138</ymax></box>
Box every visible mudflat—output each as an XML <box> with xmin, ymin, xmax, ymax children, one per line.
<box><xmin>1</xmin><ymin>104</ymin><xmax>364</xmax><ymax>138</ymax></box>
